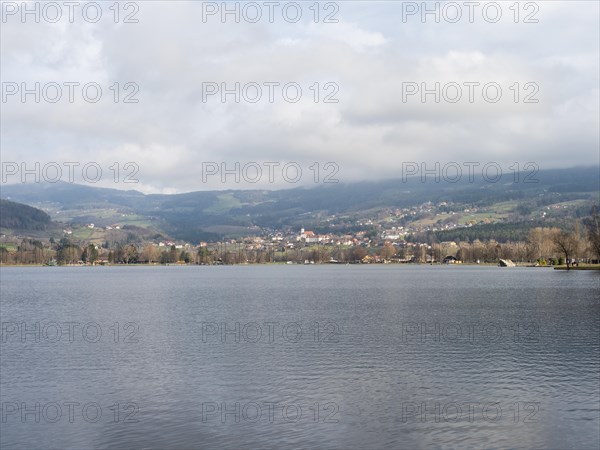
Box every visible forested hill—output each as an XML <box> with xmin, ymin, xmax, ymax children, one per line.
<box><xmin>0</xmin><ymin>199</ymin><xmax>52</xmax><ymax>231</ymax></box>
<box><xmin>1</xmin><ymin>166</ymin><xmax>598</xmax><ymax>241</ymax></box>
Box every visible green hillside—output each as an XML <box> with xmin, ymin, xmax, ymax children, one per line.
<box><xmin>0</xmin><ymin>199</ymin><xmax>52</xmax><ymax>231</ymax></box>
<box><xmin>1</xmin><ymin>166</ymin><xmax>598</xmax><ymax>242</ymax></box>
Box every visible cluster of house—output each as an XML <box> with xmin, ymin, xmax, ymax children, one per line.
<box><xmin>295</xmin><ymin>228</ymin><xmax>368</xmax><ymax>247</ymax></box>
<box><xmin>196</xmin><ymin>228</ymin><xmax>463</xmax><ymax>253</ymax></box>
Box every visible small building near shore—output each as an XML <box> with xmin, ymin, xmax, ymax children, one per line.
<box><xmin>443</xmin><ymin>255</ymin><xmax>461</xmax><ymax>264</ymax></box>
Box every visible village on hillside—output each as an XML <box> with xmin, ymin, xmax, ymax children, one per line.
<box><xmin>2</xmin><ymin>221</ymin><xmax>598</xmax><ymax>268</ymax></box>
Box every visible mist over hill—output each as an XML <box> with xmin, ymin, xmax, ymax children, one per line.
<box><xmin>1</xmin><ymin>166</ymin><xmax>598</xmax><ymax>242</ymax></box>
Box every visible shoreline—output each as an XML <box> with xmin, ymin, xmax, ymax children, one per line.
<box><xmin>553</xmin><ymin>265</ymin><xmax>600</xmax><ymax>271</ymax></box>
<box><xmin>2</xmin><ymin>262</ymin><xmax>588</xmax><ymax>269</ymax></box>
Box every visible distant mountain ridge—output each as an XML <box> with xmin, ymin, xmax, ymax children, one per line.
<box><xmin>1</xmin><ymin>166</ymin><xmax>598</xmax><ymax>241</ymax></box>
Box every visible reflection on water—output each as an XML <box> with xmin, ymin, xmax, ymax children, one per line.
<box><xmin>1</xmin><ymin>266</ymin><xmax>599</xmax><ymax>449</ymax></box>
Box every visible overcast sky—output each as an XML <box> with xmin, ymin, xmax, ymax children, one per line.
<box><xmin>1</xmin><ymin>1</ymin><xmax>598</xmax><ymax>193</ymax></box>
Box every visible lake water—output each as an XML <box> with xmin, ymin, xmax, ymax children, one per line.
<box><xmin>1</xmin><ymin>265</ymin><xmax>599</xmax><ymax>449</ymax></box>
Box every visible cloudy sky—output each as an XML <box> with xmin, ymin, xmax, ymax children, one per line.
<box><xmin>1</xmin><ymin>1</ymin><xmax>598</xmax><ymax>192</ymax></box>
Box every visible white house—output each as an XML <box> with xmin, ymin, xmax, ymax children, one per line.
<box><xmin>298</xmin><ymin>228</ymin><xmax>324</xmax><ymax>243</ymax></box>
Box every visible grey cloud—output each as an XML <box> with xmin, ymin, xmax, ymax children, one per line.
<box><xmin>1</xmin><ymin>1</ymin><xmax>598</xmax><ymax>193</ymax></box>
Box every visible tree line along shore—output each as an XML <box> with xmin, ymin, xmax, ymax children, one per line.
<box><xmin>2</xmin><ymin>223</ymin><xmax>599</xmax><ymax>271</ymax></box>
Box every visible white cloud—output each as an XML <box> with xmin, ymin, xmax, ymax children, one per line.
<box><xmin>1</xmin><ymin>1</ymin><xmax>598</xmax><ymax>192</ymax></box>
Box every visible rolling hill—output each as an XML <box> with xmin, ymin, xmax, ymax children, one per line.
<box><xmin>1</xmin><ymin>166</ymin><xmax>598</xmax><ymax>242</ymax></box>
<box><xmin>0</xmin><ymin>199</ymin><xmax>52</xmax><ymax>231</ymax></box>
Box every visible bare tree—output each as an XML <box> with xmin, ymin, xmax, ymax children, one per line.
<box><xmin>528</xmin><ymin>227</ymin><xmax>561</xmax><ymax>263</ymax></box>
<box><xmin>584</xmin><ymin>206</ymin><xmax>600</xmax><ymax>261</ymax></box>
<box><xmin>123</xmin><ymin>244</ymin><xmax>139</xmax><ymax>264</ymax></box>
<box><xmin>380</xmin><ymin>243</ymin><xmax>396</xmax><ymax>260</ymax></box>
<box><xmin>141</xmin><ymin>244</ymin><xmax>160</xmax><ymax>263</ymax></box>
<box><xmin>552</xmin><ymin>230</ymin><xmax>580</xmax><ymax>270</ymax></box>
<box><xmin>351</xmin><ymin>246</ymin><xmax>367</xmax><ymax>262</ymax></box>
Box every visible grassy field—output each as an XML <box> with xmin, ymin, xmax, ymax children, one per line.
<box><xmin>203</xmin><ymin>193</ymin><xmax>243</xmax><ymax>214</ymax></box>
<box><xmin>0</xmin><ymin>242</ymin><xmax>18</xmax><ymax>251</ymax></box>
<box><xmin>554</xmin><ymin>264</ymin><xmax>600</xmax><ymax>270</ymax></box>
